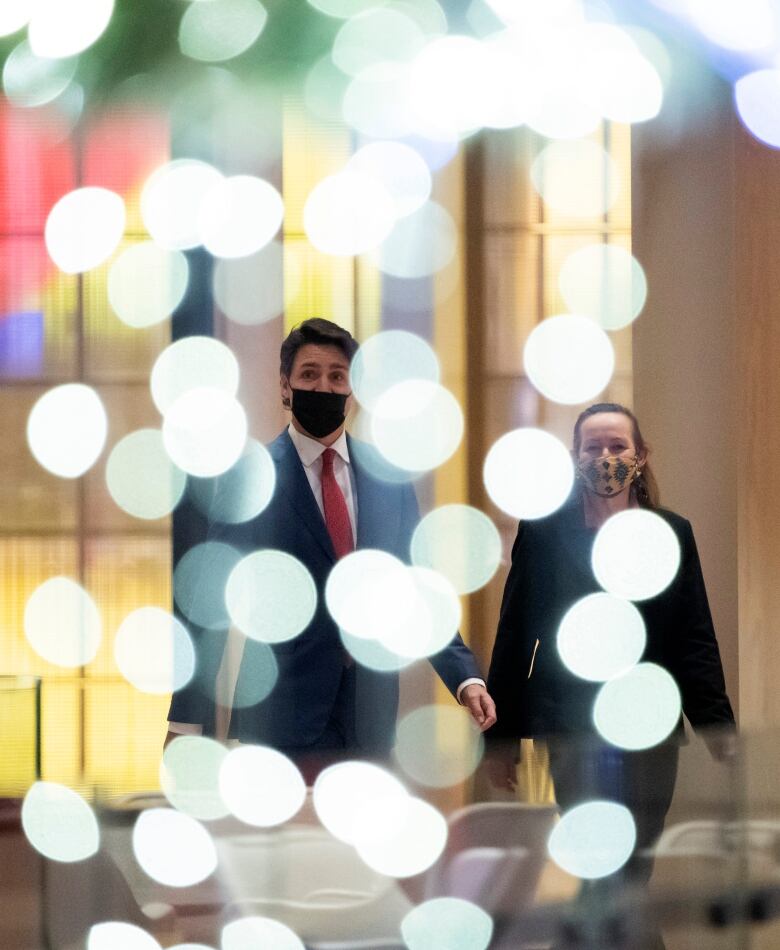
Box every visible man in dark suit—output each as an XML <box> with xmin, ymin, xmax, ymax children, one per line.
<box><xmin>166</xmin><ymin>318</ymin><xmax>495</xmax><ymax>769</ymax></box>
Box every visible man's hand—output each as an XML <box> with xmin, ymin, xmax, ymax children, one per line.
<box><xmin>461</xmin><ymin>684</ymin><xmax>497</xmax><ymax>731</ymax></box>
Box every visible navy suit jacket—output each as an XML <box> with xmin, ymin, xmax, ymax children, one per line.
<box><xmin>168</xmin><ymin>429</ymin><xmax>481</xmax><ymax>753</ymax></box>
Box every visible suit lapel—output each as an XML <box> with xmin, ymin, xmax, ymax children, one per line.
<box><xmin>349</xmin><ymin>436</ymin><xmax>387</xmax><ymax>550</ymax></box>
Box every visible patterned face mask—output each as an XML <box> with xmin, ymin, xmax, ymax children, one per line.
<box><xmin>578</xmin><ymin>454</ymin><xmax>639</xmax><ymax>497</ymax></box>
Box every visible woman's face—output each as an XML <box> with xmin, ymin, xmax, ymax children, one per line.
<box><xmin>575</xmin><ymin>412</ymin><xmax>642</xmax><ymax>466</ymax></box>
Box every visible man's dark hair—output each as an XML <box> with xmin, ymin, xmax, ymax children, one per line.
<box><xmin>279</xmin><ymin>318</ymin><xmax>359</xmax><ymax>378</ymax></box>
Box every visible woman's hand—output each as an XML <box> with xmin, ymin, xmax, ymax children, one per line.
<box><xmin>483</xmin><ymin>742</ymin><xmax>518</xmax><ymax>791</ymax></box>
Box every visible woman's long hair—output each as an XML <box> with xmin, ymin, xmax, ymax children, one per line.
<box><xmin>572</xmin><ymin>403</ymin><xmax>660</xmax><ymax>509</ymax></box>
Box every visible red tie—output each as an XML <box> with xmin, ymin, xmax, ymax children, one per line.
<box><xmin>321</xmin><ymin>448</ymin><xmax>354</xmax><ymax>559</ymax></box>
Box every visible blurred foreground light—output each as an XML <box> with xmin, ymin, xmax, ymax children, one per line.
<box><xmin>225</xmin><ymin>551</ymin><xmax>317</xmax><ymax>644</ymax></box>
<box><xmin>24</xmin><ymin>577</ymin><xmax>102</xmax><ymax>667</ymax></box>
<box><xmin>735</xmin><ymin>70</ymin><xmax>780</xmax><ymax>149</ymax></box>
<box><xmin>592</xmin><ymin>509</ymin><xmax>681</xmax><ymax>601</ymax></box>
<box><xmin>371</xmin><ymin>380</ymin><xmax>463</xmax><ymax>472</ymax></box>
<box><xmin>559</xmin><ymin>244</ymin><xmax>647</xmax><ymax>331</ymax></box>
<box><xmin>342</xmin><ymin>63</ymin><xmax>415</xmax><ymax>140</ymax></box>
<box><xmin>114</xmin><ymin>607</ymin><xmax>195</xmax><ymax>694</ymax></box>
<box><xmin>548</xmin><ymin>800</ymin><xmax>636</xmax><ymax>879</ymax></box>
<box><xmin>530</xmin><ymin>139</ymin><xmax>621</xmax><ymax>218</ymax></box>
<box><xmin>594</xmin><ymin>662</ymin><xmax>682</xmax><ymax>750</ymax></box>
<box><xmin>228</xmin><ymin>642</ymin><xmax>279</xmax><ymax>709</ymax></box>
<box><xmin>222</xmin><ymin>917</ymin><xmax>304</xmax><ymax>950</ymax></box>
<box><xmin>348</xmin><ymin>410</ymin><xmax>420</xmax><ymax>484</ymax></box>
<box><xmin>557</xmin><ymin>593</ymin><xmax>646</xmax><ymax>682</ymax></box>
<box><xmin>523</xmin><ymin>314</ymin><xmax>614</xmax><ymax>405</ymax></box>
<box><xmin>174</xmin><ymin>541</ymin><xmax>241</xmax><ymax>631</ymax></box>
<box><xmin>3</xmin><ymin>40</ymin><xmax>77</xmax><ymax>107</ymax></box>
<box><xmin>161</xmin><ymin>736</ymin><xmax>230</xmax><ymax>822</ymax></box>
<box><xmin>142</xmin><ymin>160</ymin><xmax>224</xmax><ymax>251</ymax></box>
<box><xmin>213</xmin><ymin>241</ymin><xmax>295</xmax><ymax>325</ymax></box>
<box><xmin>370</xmin><ymin>200</ymin><xmax>457</xmax><ymax>278</ymax></box>
<box><xmin>340</xmin><ymin>626</ymin><xmax>415</xmax><ymax>671</ymax></box>
<box><xmin>0</xmin><ymin>3</ymin><xmax>32</xmax><ymax>37</ymax></box>
<box><xmin>687</xmin><ymin>0</ymin><xmax>774</xmax><ymax>52</ymax></box>
<box><xmin>133</xmin><ymin>808</ymin><xmax>217</xmax><ymax>887</ymax></box>
<box><xmin>188</xmin><ymin>439</ymin><xmax>276</xmax><ymax>524</ymax></box>
<box><xmin>219</xmin><ymin>746</ymin><xmax>306</xmax><ymax>825</ymax></box>
<box><xmin>304</xmin><ymin>54</ymin><xmax>350</xmax><ymax>123</ymax></box>
<box><xmin>347</xmin><ymin>141</ymin><xmax>431</xmax><ymax>219</ymax></box>
<box><xmin>45</xmin><ymin>187</ymin><xmax>125</xmax><ymax>273</ymax></box>
<box><xmin>308</xmin><ymin>0</ymin><xmax>386</xmax><ymax>17</ymax></box>
<box><xmin>350</xmin><ymin>329</ymin><xmax>439</xmax><ymax>412</ymax></box>
<box><xmin>108</xmin><ymin>242</ymin><xmax>189</xmax><ymax>328</ymax></box>
<box><xmin>199</xmin><ymin>176</ymin><xmax>283</xmax><ymax>258</ymax></box>
<box><xmin>484</xmin><ymin>428</ymin><xmax>574</xmax><ymax>520</ymax></box>
<box><xmin>333</xmin><ymin>7</ymin><xmax>425</xmax><ymax>76</ymax></box>
<box><xmin>22</xmin><ymin>782</ymin><xmax>99</xmax><ymax>862</ymax></box>
<box><xmin>411</xmin><ymin>504</ymin><xmax>501</xmax><ymax>594</ymax></box>
<box><xmin>162</xmin><ymin>388</ymin><xmax>248</xmax><ymax>477</ymax></box>
<box><xmin>486</xmin><ymin>0</ymin><xmax>583</xmax><ymax>26</ymax></box>
<box><xmin>106</xmin><ymin>429</ymin><xmax>186</xmax><ymax>521</ymax></box>
<box><xmin>303</xmin><ymin>171</ymin><xmax>395</xmax><ymax>256</ymax></box>
<box><xmin>401</xmin><ymin>897</ymin><xmax>493</xmax><ymax>950</ymax></box>
<box><xmin>88</xmin><ymin>922</ymin><xmax>161</xmax><ymax>950</ymax></box>
<box><xmin>179</xmin><ymin>0</ymin><xmax>267</xmax><ymax>63</ymax></box>
<box><xmin>313</xmin><ymin>761</ymin><xmax>408</xmax><ymax>844</ymax></box>
<box><xmin>395</xmin><ymin>705</ymin><xmax>484</xmax><ymax>788</ymax></box>
<box><xmin>29</xmin><ymin>0</ymin><xmax>113</xmax><ymax>58</ymax></box>
<box><xmin>27</xmin><ymin>384</ymin><xmax>108</xmax><ymax>479</ymax></box>
<box><xmin>354</xmin><ymin>794</ymin><xmax>447</xmax><ymax>877</ymax></box>
<box><xmin>383</xmin><ymin>566</ymin><xmax>461</xmax><ymax>658</ymax></box>
<box><xmin>151</xmin><ymin>336</ymin><xmax>239</xmax><ymax>415</ymax></box>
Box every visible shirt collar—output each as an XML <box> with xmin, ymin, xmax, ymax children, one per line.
<box><xmin>287</xmin><ymin>422</ymin><xmax>350</xmax><ymax>468</ymax></box>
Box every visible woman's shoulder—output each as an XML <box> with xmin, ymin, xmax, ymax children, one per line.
<box><xmin>650</xmin><ymin>505</ymin><xmax>692</xmax><ymax>531</ymax></box>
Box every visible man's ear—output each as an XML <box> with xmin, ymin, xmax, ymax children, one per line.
<box><xmin>280</xmin><ymin>375</ymin><xmax>292</xmax><ymax>409</ymax></box>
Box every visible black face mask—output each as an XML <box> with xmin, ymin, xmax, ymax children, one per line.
<box><xmin>291</xmin><ymin>388</ymin><xmax>349</xmax><ymax>438</ymax></box>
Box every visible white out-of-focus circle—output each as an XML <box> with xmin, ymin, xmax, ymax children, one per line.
<box><xmin>484</xmin><ymin>428</ymin><xmax>574</xmax><ymax>520</ymax></box>
<box><xmin>559</xmin><ymin>243</ymin><xmax>648</xmax><ymax>331</ymax></box>
<box><xmin>410</xmin><ymin>504</ymin><xmax>501</xmax><ymax>595</ymax></box>
<box><xmin>395</xmin><ymin>705</ymin><xmax>484</xmax><ymax>788</ymax></box>
<box><xmin>592</xmin><ymin>509</ymin><xmax>681</xmax><ymax>601</ymax></box>
<box><xmin>22</xmin><ymin>781</ymin><xmax>100</xmax><ymax>862</ymax></box>
<box><xmin>548</xmin><ymin>800</ymin><xmax>636</xmax><ymax>879</ymax></box>
<box><xmin>354</xmin><ymin>794</ymin><xmax>447</xmax><ymax>878</ymax></box>
<box><xmin>27</xmin><ymin>383</ymin><xmax>108</xmax><ymax>479</ymax></box>
<box><xmin>198</xmin><ymin>175</ymin><xmax>284</xmax><ymax>258</ymax></box>
<box><xmin>593</xmin><ymin>662</ymin><xmax>682</xmax><ymax>750</ymax></box>
<box><xmin>342</xmin><ymin>62</ymin><xmax>416</xmax><ymax>140</ymax></box>
<box><xmin>557</xmin><ymin>593</ymin><xmax>646</xmax><ymax>682</ymax></box>
<box><xmin>735</xmin><ymin>69</ymin><xmax>780</xmax><ymax>149</ymax></box>
<box><xmin>371</xmin><ymin>380</ymin><xmax>463</xmax><ymax>473</ymax></box>
<box><xmin>371</xmin><ymin>200</ymin><xmax>457</xmax><ymax>279</ymax></box>
<box><xmin>530</xmin><ymin>139</ymin><xmax>621</xmax><ymax>218</ymax></box>
<box><xmin>106</xmin><ymin>429</ymin><xmax>187</xmax><ymax>521</ymax></box>
<box><xmin>303</xmin><ymin>171</ymin><xmax>395</xmax><ymax>256</ymax></box>
<box><xmin>108</xmin><ymin>242</ymin><xmax>189</xmax><ymax>328</ymax></box>
<box><xmin>381</xmin><ymin>566</ymin><xmax>461</xmax><ymax>658</ymax></box>
<box><xmin>151</xmin><ymin>336</ymin><xmax>239</xmax><ymax>415</ymax></box>
<box><xmin>162</xmin><ymin>387</ymin><xmax>248</xmax><ymax>478</ymax></box>
<box><xmin>340</xmin><ymin>627</ymin><xmax>416</xmax><ymax>672</ymax></box>
<box><xmin>142</xmin><ymin>160</ymin><xmax>224</xmax><ymax>251</ymax></box>
<box><xmin>45</xmin><ymin>187</ymin><xmax>125</xmax><ymax>274</ymax></box>
<box><xmin>133</xmin><ymin>808</ymin><xmax>217</xmax><ymax>887</ymax></box>
<box><xmin>114</xmin><ymin>607</ymin><xmax>195</xmax><ymax>694</ymax></box>
<box><xmin>213</xmin><ymin>240</ymin><xmax>294</xmax><ymax>325</ymax></box>
<box><xmin>24</xmin><ymin>576</ymin><xmax>102</xmax><ymax>667</ymax></box>
<box><xmin>87</xmin><ymin>922</ymin><xmax>161</xmax><ymax>950</ymax></box>
<box><xmin>401</xmin><ymin>897</ymin><xmax>493</xmax><ymax>950</ymax></box>
<box><xmin>687</xmin><ymin>0</ymin><xmax>774</xmax><ymax>53</ymax></box>
<box><xmin>2</xmin><ymin>40</ymin><xmax>77</xmax><ymax>107</ymax></box>
<box><xmin>222</xmin><ymin>917</ymin><xmax>304</xmax><ymax>950</ymax></box>
<box><xmin>225</xmin><ymin>551</ymin><xmax>317</xmax><ymax>644</ymax></box>
<box><xmin>313</xmin><ymin>761</ymin><xmax>408</xmax><ymax>845</ymax></box>
<box><xmin>350</xmin><ymin>330</ymin><xmax>440</xmax><ymax>413</ymax></box>
<box><xmin>187</xmin><ymin>439</ymin><xmax>276</xmax><ymax>525</ymax></box>
<box><xmin>0</xmin><ymin>3</ymin><xmax>33</xmax><ymax>38</ymax></box>
<box><xmin>179</xmin><ymin>0</ymin><xmax>267</xmax><ymax>63</ymax></box>
<box><xmin>347</xmin><ymin>141</ymin><xmax>431</xmax><ymax>219</ymax></box>
<box><xmin>332</xmin><ymin>6</ymin><xmax>427</xmax><ymax>77</ymax></box>
<box><xmin>160</xmin><ymin>735</ymin><xmax>230</xmax><ymax>822</ymax></box>
<box><xmin>523</xmin><ymin>314</ymin><xmax>615</xmax><ymax>405</ymax></box>
<box><xmin>219</xmin><ymin>745</ymin><xmax>306</xmax><ymax>826</ymax></box>
<box><xmin>29</xmin><ymin>0</ymin><xmax>114</xmax><ymax>59</ymax></box>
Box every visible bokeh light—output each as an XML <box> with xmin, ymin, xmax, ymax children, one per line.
<box><xmin>687</xmin><ymin>0</ymin><xmax>774</xmax><ymax>52</ymax></box>
<box><xmin>0</xmin><ymin>3</ymin><xmax>32</xmax><ymax>37</ymax></box>
<box><xmin>593</xmin><ymin>662</ymin><xmax>682</xmax><ymax>750</ymax></box>
<box><xmin>304</xmin><ymin>53</ymin><xmax>350</xmax><ymax>123</ymax></box>
<box><xmin>106</xmin><ymin>429</ymin><xmax>186</xmax><ymax>521</ymax></box>
<box><xmin>303</xmin><ymin>171</ymin><xmax>395</xmax><ymax>256</ymax></box>
<box><xmin>530</xmin><ymin>139</ymin><xmax>621</xmax><ymax>217</ymax></box>
<box><xmin>45</xmin><ymin>187</ymin><xmax>125</xmax><ymax>273</ymax></box>
<box><xmin>332</xmin><ymin>7</ymin><xmax>426</xmax><ymax>76</ymax></box>
<box><xmin>557</xmin><ymin>593</ymin><xmax>646</xmax><ymax>682</ymax></box>
<box><xmin>133</xmin><ymin>808</ymin><xmax>217</xmax><ymax>887</ymax></box>
<box><xmin>228</xmin><ymin>641</ymin><xmax>279</xmax><ymax>708</ymax></box>
<box><xmin>179</xmin><ymin>0</ymin><xmax>267</xmax><ymax>63</ymax></box>
<box><xmin>28</xmin><ymin>0</ymin><xmax>114</xmax><ymax>58</ymax></box>
<box><xmin>27</xmin><ymin>383</ymin><xmax>108</xmax><ymax>479</ymax></box>
<box><xmin>410</xmin><ymin>504</ymin><xmax>502</xmax><ymax>595</ymax></box>
<box><xmin>22</xmin><ymin>782</ymin><xmax>100</xmax><ymax>862</ymax></box>
<box><xmin>371</xmin><ymin>200</ymin><xmax>457</xmax><ymax>278</ymax></box>
<box><xmin>735</xmin><ymin>69</ymin><xmax>780</xmax><ymax>149</ymax></box>
<box><xmin>162</xmin><ymin>387</ymin><xmax>248</xmax><ymax>478</ymax></box>
<box><xmin>188</xmin><ymin>439</ymin><xmax>276</xmax><ymax>524</ymax></box>
<box><xmin>108</xmin><ymin>242</ymin><xmax>189</xmax><ymax>328</ymax></box>
<box><xmin>307</xmin><ymin>0</ymin><xmax>385</xmax><ymax>18</ymax></box>
<box><xmin>483</xmin><ymin>428</ymin><xmax>574</xmax><ymax>520</ymax></box>
<box><xmin>348</xmin><ymin>410</ymin><xmax>420</xmax><ymax>484</ymax></box>
<box><xmin>24</xmin><ymin>576</ymin><xmax>102</xmax><ymax>667</ymax></box>
<box><xmin>219</xmin><ymin>746</ymin><xmax>306</xmax><ymax>825</ymax></box>
<box><xmin>225</xmin><ymin>551</ymin><xmax>317</xmax><ymax>644</ymax></box>
<box><xmin>3</xmin><ymin>40</ymin><xmax>77</xmax><ymax>107</ymax></box>
<box><xmin>347</xmin><ymin>141</ymin><xmax>432</xmax><ymax>219</ymax></box>
<box><xmin>353</xmin><ymin>794</ymin><xmax>447</xmax><ymax>877</ymax></box>
<box><xmin>371</xmin><ymin>380</ymin><xmax>463</xmax><ymax>472</ymax></box>
<box><xmin>141</xmin><ymin>159</ymin><xmax>224</xmax><ymax>251</ymax></box>
<box><xmin>88</xmin><ymin>922</ymin><xmax>161</xmax><ymax>950</ymax></box>
<box><xmin>340</xmin><ymin>627</ymin><xmax>415</xmax><ymax>671</ymax></box>
<box><xmin>401</xmin><ymin>897</ymin><xmax>493</xmax><ymax>950</ymax></box>
<box><xmin>548</xmin><ymin>800</ymin><xmax>636</xmax><ymax>879</ymax></box>
<box><xmin>523</xmin><ymin>314</ymin><xmax>615</xmax><ymax>405</ymax></box>
<box><xmin>114</xmin><ymin>606</ymin><xmax>195</xmax><ymax>694</ymax></box>
<box><xmin>395</xmin><ymin>705</ymin><xmax>484</xmax><ymax>788</ymax></box>
<box><xmin>592</xmin><ymin>509</ymin><xmax>681</xmax><ymax>601</ymax></box>
<box><xmin>342</xmin><ymin>63</ymin><xmax>416</xmax><ymax>140</ymax></box>
<box><xmin>198</xmin><ymin>175</ymin><xmax>284</xmax><ymax>258</ymax></box>
<box><xmin>350</xmin><ymin>329</ymin><xmax>440</xmax><ymax>413</ymax></box>
<box><xmin>174</xmin><ymin>541</ymin><xmax>242</xmax><ymax>631</ymax></box>
<box><xmin>213</xmin><ymin>241</ymin><xmax>298</xmax><ymax>326</ymax></box>
<box><xmin>384</xmin><ymin>566</ymin><xmax>461</xmax><ymax>658</ymax></box>
<box><xmin>559</xmin><ymin>243</ymin><xmax>647</xmax><ymax>331</ymax></box>
<box><xmin>160</xmin><ymin>736</ymin><xmax>230</xmax><ymax>822</ymax></box>
<box><xmin>222</xmin><ymin>917</ymin><xmax>304</xmax><ymax>950</ymax></box>
<box><xmin>313</xmin><ymin>761</ymin><xmax>408</xmax><ymax>844</ymax></box>
<box><xmin>151</xmin><ymin>336</ymin><xmax>239</xmax><ymax>415</ymax></box>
